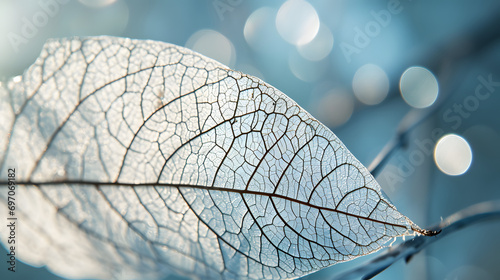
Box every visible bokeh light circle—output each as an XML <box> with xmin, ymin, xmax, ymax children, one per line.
<box><xmin>445</xmin><ymin>265</ymin><xmax>493</xmax><ymax>280</ymax></box>
<box><xmin>288</xmin><ymin>51</ymin><xmax>327</xmax><ymax>82</ymax></box>
<box><xmin>315</xmin><ymin>89</ymin><xmax>354</xmax><ymax>127</ymax></box>
<box><xmin>244</xmin><ymin>7</ymin><xmax>277</xmax><ymax>52</ymax></box>
<box><xmin>276</xmin><ymin>0</ymin><xmax>320</xmax><ymax>46</ymax></box>
<box><xmin>399</xmin><ymin>66</ymin><xmax>439</xmax><ymax>108</ymax></box>
<box><xmin>186</xmin><ymin>29</ymin><xmax>236</xmax><ymax>67</ymax></box>
<box><xmin>79</xmin><ymin>0</ymin><xmax>117</xmax><ymax>8</ymax></box>
<box><xmin>434</xmin><ymin>134</ymin><xmax>473</xmax><ymax>176</ymax></box>
<box><xmin>297</xmin><ymin>23</ymin><xmax>334</xmax><ymax>61</ymax></box>
<box><xmin>352</xmin><ymin>64</ymin><xmax>389</xmax><ymax>105</ymax></box>
<box><xmin>70</xmin><ymin>0</ymin><xmax>129</xmax><ymax>35</ymax></box>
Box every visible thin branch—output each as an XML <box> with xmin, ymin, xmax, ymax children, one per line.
<box><xmin>367</xmin><ymin>13</ymin><xmax>500</xmax><ymax>177</ymax></box>
<box><xmin>368</xmin><ymin>108</ymin><xmax>434</xmax><ymax>176</ymax></box>
<box><xmin>332</xmin><ymin>200</ymin><xmax>500</xmax><ymax>280</ymax></box>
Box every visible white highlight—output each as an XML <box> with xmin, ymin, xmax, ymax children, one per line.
<box><xmin>276</xmin><ymin>0</ymin><xmax>320</xmax><ymax>46</ymax></box>
<box><xmin>186</xmin><ymin>29</ymin><xmax>236</xmax><ymax>67</ymax></box>
<box><xmin>352</xmin><ymin>64</ymin><xmax>389</xmax><ymax>105</ymax></box>
<box><xmin>297</xmin><ymin>23</ymin><xmax>334</xmax><ymax>61</ymax></box>
<box><xmin>434</xmin><ymin>134</ymin><xmax>472</xmax><ymax>176</ymax></box>
<box><xmin>400</xmin><ymin>66</ymin><xmax>439</xmax><ymax>108</ymax></box>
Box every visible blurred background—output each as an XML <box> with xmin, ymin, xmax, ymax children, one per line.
<box><xmin>1</xmin><ymin>0</ymin><xmax>500</xmax><ymax>279</ymax></box>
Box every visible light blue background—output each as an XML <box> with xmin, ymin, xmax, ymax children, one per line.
<box><xmin>1</xmin><ymin>1</ymin><xmax>500</xmax><ymax>279</ymax></box>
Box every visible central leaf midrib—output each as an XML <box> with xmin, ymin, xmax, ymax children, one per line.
<box><xmin>6</xmin><ymin>180</ymin><xmax>408</xmax><ymax>229</ymax></box>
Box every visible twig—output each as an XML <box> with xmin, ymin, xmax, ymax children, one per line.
<box><xmin>332</xmin><ymin>200</ymin><xmax>500</xmax><ymax>280</ymax></box>
<box><xmin>367</xmin><ymin>13</ymin><xmax>500</xmax><ymax>177</ymax></box>
<box><xmin>367</xmin><ymin>108</ymin><xmax>434</xmax><ymax>177</ymax></box>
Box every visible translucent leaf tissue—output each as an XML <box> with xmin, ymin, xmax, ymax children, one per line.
<box><xmin>0</xmin><ymin>37</ymin><xmax>425</xmax><ymax>279</ymax></box>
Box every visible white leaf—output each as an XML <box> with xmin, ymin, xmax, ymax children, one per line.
<box><xmin>0</xmin><ymin>37</ymin><xmax>419</xmax><ymax>279</ymax></box>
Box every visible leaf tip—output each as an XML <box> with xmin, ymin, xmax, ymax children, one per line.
<box><xmin>411</xmin><ymin>226</ymin><xmax>442</xmax><ymax>236</ymax></box>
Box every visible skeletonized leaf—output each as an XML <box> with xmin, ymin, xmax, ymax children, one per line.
<box><xmin>0</xmin><ymin>37</ymin><xmax>420</xmax><ymax>279</ymax></box>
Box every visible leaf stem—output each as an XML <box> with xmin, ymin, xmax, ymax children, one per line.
<box><xmin>331</xmin><ymin>200</ymin><xmax>500</xmax><ymax>280</ymax></box>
